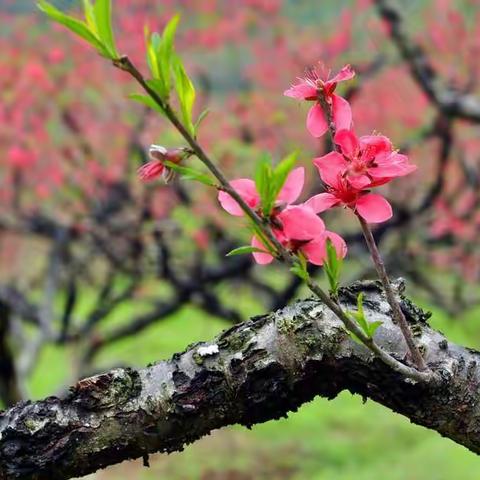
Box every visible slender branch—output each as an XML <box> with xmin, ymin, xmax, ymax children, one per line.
<box><xmin>111</xmin><ymin>55</ymin><xmax>434</xmax><ymax>383</ymax></box>
<box><xmin>358</xmin><ymin>216</ymin><xmax>427</xmax><ymax>370</ymax></box>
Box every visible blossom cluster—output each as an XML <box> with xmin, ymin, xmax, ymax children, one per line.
<box><xmin>140</xmin><ymin>64</ymin><xmax>417</xmax><ymax>266</ymax></box>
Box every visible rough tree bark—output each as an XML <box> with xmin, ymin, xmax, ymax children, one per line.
<box><xmin>1</xmin><ymin>281</ymin><xmax>479</xmax><ymax>480</ymax></box>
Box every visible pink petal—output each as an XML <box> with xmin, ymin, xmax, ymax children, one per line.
<box><xmin>138</xmin><ymin>161</ymin><xmax>164</xmax><ymax>182</ymax></box>
<box><xmin>334</xmin><ymin>129</ymin><xmax>359</xmax><ymax>158</ymax></box>
<box><xmin>306</xmin><ymin>103</ymin><xmax>328</xmax><ymax>138</ymax></box>
<box><xmin>251</xmin><ymin>236</ymin><xmax>274</xmax><ymax>265</ymax></box>
<box><xmin>355</xmin><ymin>193</ymin><xmax>393</xmax><ymax>223</ymax></box>
<box><xmin>301</xmin><ymin>239</ymin><xmax>327</xmax><ymax>266</ymax></box>
<box><xmin>278</xmin><ymin>206</ymin><xmax>325</xmax><ymax>240</ymax></box>
<box><xmin>284</xmin><ymin>81</ymin><xmax>317</xmax><ymax>100</ymax></box>
<box><xmin>369</xmin><ymin>153</ymin><xmax>417</xmax><ymax>178</ymax></box>
<box><xmin>359</xmin><ymin>134</ymin><xmax>392</xmax><ymax>155</ymax></box>
<box><xmin>328</xmin><ymin>64</ymin><xmax>355</xmax><ymax>85</ymax></box>
<box><xmin>218</xmin><ymin>179</ymin><xmax>259</xmax><ymax>216</ymax></box>
<box><xmin>313</xmin><ymin>151</ymin><xmax>348</xmax><ymax>188</ymax></box>
<box><xmin>277</xmin><ymin>167</ymin><xmax>305</xmax><ymax>205</ymax></box>
<box><xmin>304</xmin><ymin>193</ymin><xmax>341</xmax><ymax>213</ymax></box>
<box><xmin>331</xmin><ymin>94</ymin><xmax>352</xmax><ymax>131</ymax></box>
<box><xmin>347</xmin><ymin>174</ymin><xmax>371</xmax><ymax>190</ymax></box>
<box><xmin>325</xmin><ymin>230</ymin><xmax>348</xmax><ymax>259</ymax></box>
<box><xmin>301</xmin><ymin>230</ymin><xmax>347</xmax><ymax>266</ymax></box>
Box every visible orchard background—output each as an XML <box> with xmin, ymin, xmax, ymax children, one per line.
<box><xmin>1</xmin><ymin>0</ymin><xmax>480</xmax><ymax>478</ymax></box>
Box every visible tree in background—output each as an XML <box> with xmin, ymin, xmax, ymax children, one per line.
<box><xmin>1</xmin><ymin>1</ymin><xmax>480</xmax><ymax>477</ymax></box>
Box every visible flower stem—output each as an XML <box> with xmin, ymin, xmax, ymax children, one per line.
<box><xmin>357</xmin><ymin>215</ymin><xmax>428</xmax><ymax>371</ymax></box>
<box><xmin>113</xmin><ymin>55</ymin><xmax>433</xmax><ymax>383</ymax></box>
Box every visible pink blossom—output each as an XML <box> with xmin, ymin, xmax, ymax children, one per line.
<box><xmin>251</xmin><ymin>206</ymin><xmax>347</xmax><ymax>266</ymax></box>
<box><xmin>218</xmin><ymin>168</ymin><xmax>347</xmax><ymax>264</ymax></box>
<box><xmin>138</xmin><ymin>160</ymin><xmax>165</xmax><ymax>182</ymax></box>
<box><xmin>218</xmin><ymin>167</ymin><xmax>305</xmax><ymax>216</ymax></box>
<box><xmin>314</xmin><ymin>129</ymin><xmax>417</xmax><ymax>190</ymax></box>
<box><xmin>137</xmin><ymin>145</ymin><xmax>188</xmax><ymax>182</ymax></box>
<box><xmin>306</xmin><ymin>173</ymin><xmax>393</xmax><ymax>224</ymax></box>
<box><xmin>284</xmin><ymin>64</ymin><xmax>355</xmax><ymax>137</ymax></box>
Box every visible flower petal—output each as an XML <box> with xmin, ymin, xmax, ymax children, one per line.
<box><xmin>301</xmin><ymin>238</ymin><xmax>327</xmax><ymax>265</ymax></box>
<box><xmin>332</xmin><ymin>94</ymin><xmax>352</xmax><ymax>131</ymax></box>
<box><xmin>347</xmin><ymin>174</ymin><xmax>371</xmax><ymax>190</ymax></box>
<box><xmin>251</xmin><ymin>236</ymin><xmax>274</xmax><ymax>265</ymax></box>
<box><xmin>277</xmin><ymin>167</ymin><xmax>305</xmax><ymax>205</ymax></box>
<box><xmin>278</xmin><ymin>206</ymin><xmax>325</xmax><ymax>240</ymax></box>
<box><xmin>304</xmin><ymin>193</ymin><xmax>341</xmax><ymax>213</ymax></box>
<box><xmin>369</xmin><ymin>152</ymin><xmax>417</xmax><ymax>178</ymax></box>
<box><xmin>325</xmin><ymin>230</ymin><xmax>348</xmax><ymax>259</ymax></box>
<box><xmin>306</xmin><ymin>103</ymin><xmax>328</xmax><ymax>137</ymax></box>
<box><xmin>138</xmin><ymin>161</ymin><xmax>164</xmax><ymax>182</ymax></box>
<box><xmin>334</xmin><ymin>129</ymin><xmax>359</xmax><ymax>158</ymax></box>
<box><xmin>313</xmin><ymin>151</ymin><xmax>347</xmax><ymax>188</ymax></box>
<box><xmin>284</xmin><ymin>81</ymin><xmax>317</xmax><ymax>100</ymax></box>
<box><xmin>355</xmin><ymin>193</ymin><xmax>393</xmax><ymax>223</ymax></box>
<box><xmin>218</xmin><ymin>179</ymin><xmax>259</xmax><ymax>216</ymax></box>
<box><xmin>328</xmin><ymin>64</ymin><xmax>355</xmax><ymax>85</ymax></box>
<box><xmin>359</xmin><ymin>134</ymin><xmax>392</xmax><ymax>155</ymax></box>
<box><xmin>301</xmin><ymin>230</ymin><xmax>347</xmax><ymax>266</ymax></box>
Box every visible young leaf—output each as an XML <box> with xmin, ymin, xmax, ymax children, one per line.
<box><xmin>128</xmin><ymin>93</ymin><xmax>166</xmax><ymax>116</ymax></box>
<box><xmin>93</xmin><ymin>0</ymin><xmax>118</xmax><ymax>58</ymax></box>
<box><xmin>158</xmin><ymin>15</ymin><xmax>180</xmax><ymax>94</ymax></box>
<box><xmin>82</xmin><ymin>0</ymin><xmax>97</xmax><ymax>33</ymax></box>
<box><xmin>145</xmin><ymin>29</ymin><xmax>161</xmax><ymax>79</ymax></box>
<box><xmin>173</xmin><ymin>56</ymin><xmax>196</xmax><ymax>135</ymax></box>
<box><xmin>272</xmin><ymin>151</ymin><xmax>298</xmax><ymax>199</ymax></box>
<box><xmin>164</xmin><ymin>161</ymin><xmax>214</xmax><ymax>186</ymax></box>
<box><xmin>368</xmin><ymin>320</ymin><xmax>383</xmax><ymax>337</ymax></box>
<box><xmin>37</xmin><ymin>1</ymin><xmax>107</xmax><ymax>55</ymax></box>
<box><xmin>324</xmin><ymin>238</ymin><xmax>343</xmax><ymax>295</ymax></box>
<box><xmin>348</xmin><ymin>293</ymin><xmax>382</xmax><ymax>339</ymax></box>
<box><xmin>254</xmin><ymin>154</ymin><xmax>274</xmax><ymax>215</ymax></box>
<box><xmin>194</xmin><ymin>108</ymin><xmax>210</xmax><ymax>136</ymax></box>
<box><xmin>290</xmin><ymin>262</ymin><xmax>309</xmax><ymax>281</ymax></box>
<box><xmin>226</xmin><ymin>246</ymin><xmax>269</xmax><ymax>257</ymax></box>
<box><xmin>248</xmin><ymin>223</ymin><xmax>276</xmax><ymax>256</ymax></box>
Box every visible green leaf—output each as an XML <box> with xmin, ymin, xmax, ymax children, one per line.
<box><xmin>290</xmin><ymin>262</ymin><xmax>309</xmax><ymax>281</ymax></box>
<box><xmin>128</xmin><ymin>93</ymin><xmax>166</xmax><ymax>116</ymax></box>
<box><xmin>173</xmin><ymin>55</ymin><xmax>196</xmax><ymax>135</ymax></box>
<box><xmin>145</xmin><ymin>29</ymin><xmax>161</xmax><ymax>79</ymax></box>
<box><xmin>348</xmin><ymin>293</ymin><xmax>382</xmax><ymax>339</ymax></box>
<box><xmin>82</xmin><ymin>0</ymin><xmax>97</xmax><ymax>32</ymax></box>
<box><xmin>272</xmin><ymin>151</ymin><xmax>298</xmax><ymax>199</ymax></box>
<box><xmin>248</xmin><ymin>224</ymin><xmax>276</xmax><ymax>256</ymax></box>
<box><xmin>368</xmin><ymin>321</ymin><xmax>383</xmax><ymax>337</ymax></box>
<box><xmin>194</xmin><ymin>108</ymin><xmax>210</xmax><ymax>136</ymax></box>
<box><xmin>158</xmin><ymin>15</ymin><xmax>180</xmax><ymax>92</ymax></box>
<box><xmin>37</xmin><ymin>1</ymin><xmax>107</xmax><ymax>55</ymax></box>
<box><xmin>324</xmin><ymin>238</ymin><xmax>343</xmax><ymax>295</ymax></box>
<box><xmin>254</xmin><ymin>154</ymin><xmax>275</xmax><ymax>215</ymax></box>
<box><xmin>93</xmin><ymin>0</ymin><xmax>118</xmax><ymax>58</ymax></box>
<box><xmin>164</xmin><ymin>161</ymin><xmax>214</xmax><ymax>186</ymax></box>
<box><xmin>226</xmin><ymin>246</ymin><xmax>269</xmax><ymax>257</ymax></box>
<box><xmin>146</xmin><ymin>79</ymin><xmax>169</xmax><ymax>103</ymax></box>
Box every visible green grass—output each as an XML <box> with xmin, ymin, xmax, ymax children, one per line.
<box><xmin>27</xmin><ymin>296</ymin><xmax>480</xmax><ymax>479</ymax></box>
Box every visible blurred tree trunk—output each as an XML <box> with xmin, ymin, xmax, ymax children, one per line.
<box><xmin>0</xmin><ymin>302</ymin><xmax>22</xmax><ymax>409</ymax></box>
<box><xmin>0</xmin><ymin>282</ymin><xmax>479</xmax><ymax>480</ymax></box>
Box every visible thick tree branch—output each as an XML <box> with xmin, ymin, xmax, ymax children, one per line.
<box><xmin>0</xmin><ymin>281</ymin><xmax>477</xmax><ymax>480</ymax></box>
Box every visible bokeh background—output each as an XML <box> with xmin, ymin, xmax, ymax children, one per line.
<box><xmin>1</xmin><ymin>0</ymin><xmax>480</xmax><ymax>478</ymax></box>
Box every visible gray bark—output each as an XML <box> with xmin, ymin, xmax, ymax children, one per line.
<box><xmin>0</xmin><ymin>281</ymin><xmax>479</xmax><ymax>480</ymax></box>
